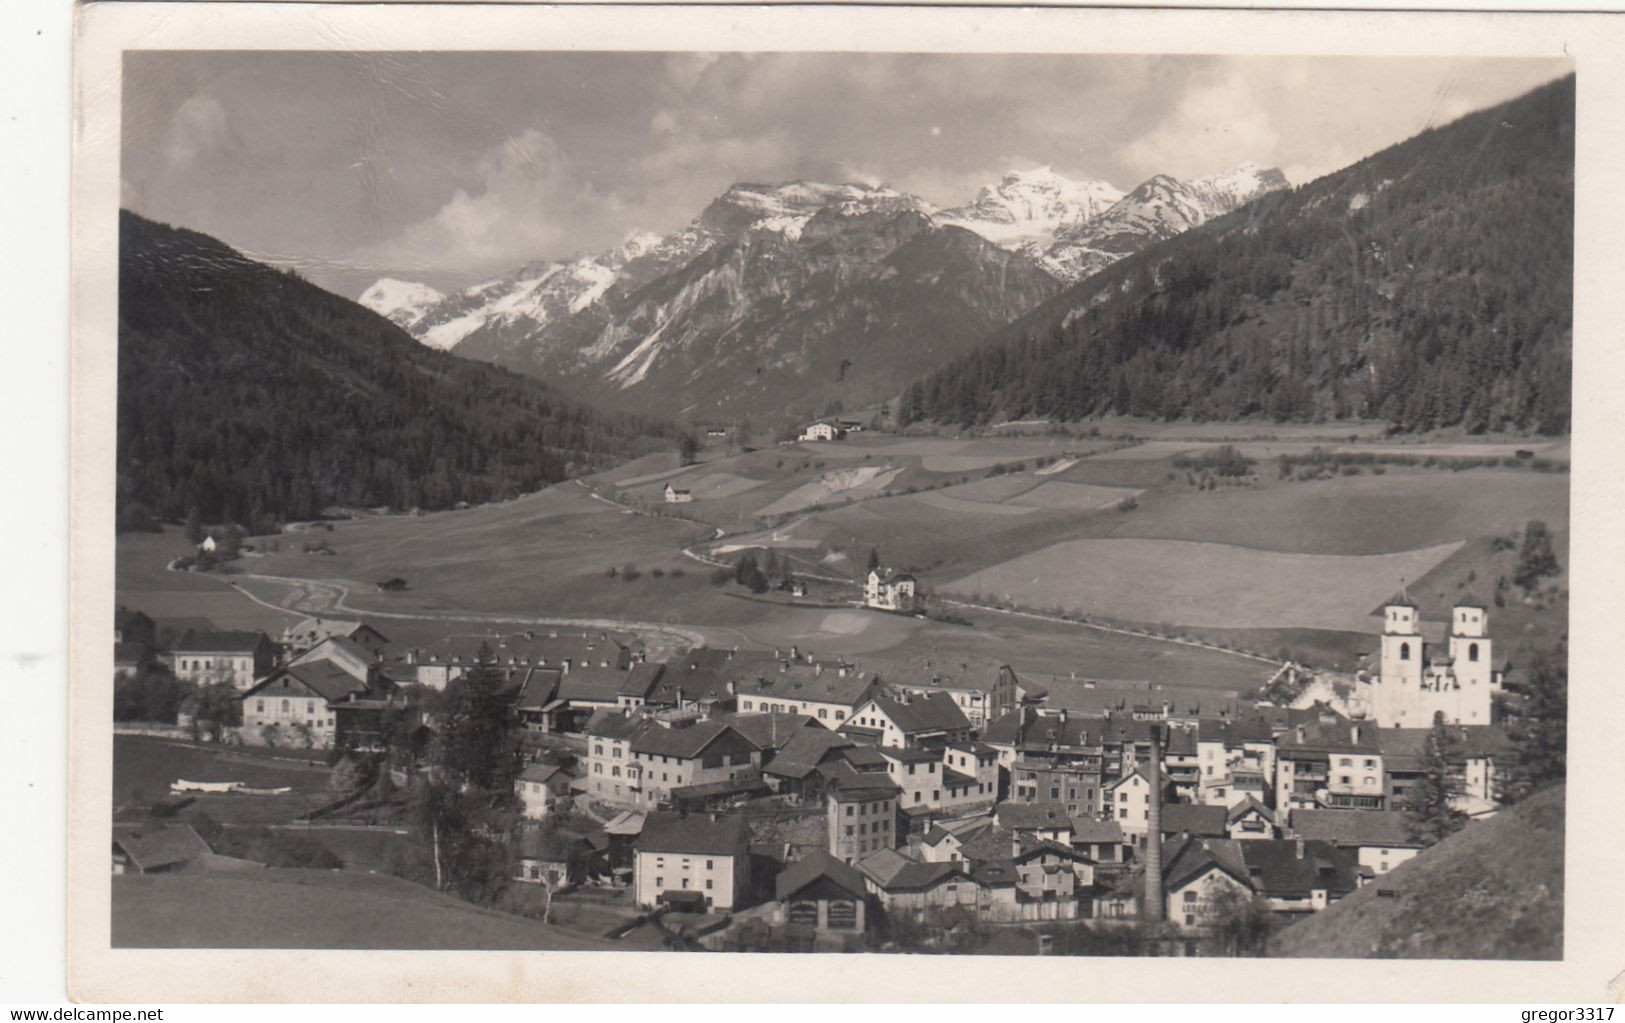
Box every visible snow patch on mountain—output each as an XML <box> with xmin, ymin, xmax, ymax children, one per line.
<box><xmin>939</xmin><ymin>166</ymin><xmax>1123</xmax><ymax>255</ymax></box>
<box><xmin>358</xmin><ymin>278</ymin><xmax>445</xmax><ymax>332</ymax></box>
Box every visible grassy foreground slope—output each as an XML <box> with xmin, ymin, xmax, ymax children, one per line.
<box><xmin>113</xmin><ymin>867</ymin><xmax>615</xmax><ymax>950</ymax></box>
<box><xmin>1269</xmin><ymin>785</ymin><xmax>1564</xmax><ymax>960</ymax></box>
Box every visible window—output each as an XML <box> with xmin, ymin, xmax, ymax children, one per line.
<box><xmin>255</xmin><ymin>700</ymin><xmax>264</xmax><ymax>712</ymax></box>
<box><xmin>846</xmin><ymin>805</ymin><xmax>854</xmax><ymax>817</ymax></box>
<box><xmin>818</xmin><ymin>709</ymin><xmax>827</xmax><ymax>719</ymax></box>
<box><xmin>594</xmin><ymin>744</ymin><xmax>603</xmax><ymax>755</ymax></box>
<box><xmin>612</xmin><ymin>766</ymin><xmax>621</xmax><ymax>777</ymax></box>
<box><xmin>1119</xmin><ymin>808</ymin><xmax>1127</xmax><ymax>819</ymax></box>
<box><xmin>681</xmin><ymin>878</ymin><xmax>690</xmax><ymax>889</ymax></box>
<box><xmin>1364</xmin><ymin>759</ymin><xmax>1376</xmax><ymax>769</ymax></box>
<box><xmin>594</xmin><ymin>763</ymin><xmax>602</xmax><ymax>774</ymax></box>
<box><xmin>280</xmin><ymin>699</ymin><xmax>289</xmax><ymax>712</ymax></box>
<box><xmin>1119</xmin><ymin>792</ymin><xmax>1128</xmax><ymax>803</ymax></box>
<box><xmin>932</xmin><ymin>790</ymin><xmax>940</xmax><ymax>802</ymax></box>
<box><xmin>1400</xmin><ymin>642</ymin><xmax>1411</xmax><ymax>661</ymax></box>
<box><xmin>914</xmin><ymin>792</ymin><xmax>922</xmax><ymax>803</ymax></box>
<box><xmin>846</xmin><ymin>825</ymin><xmax>854</xmax><ymax>837</ymax></box>
<box><xmin>655</xmin><ymin>877</ymin><xmax>663</xmax><ymax>888</ymax></box>
<box><xmin>1469</xmin><ymin>643</ymin><xmax>1480</xmax><ymax>662</ymax></box>
<box><xmin>705</xmin><ymin>879</ymin><xmax>713</xmax><ymax>890</ymax></box>
<box><xmin>706</xmin><ymin>860</ymin><xmax>713</xmax><ymax>870</ymax></box>
<box><xmin>1184</xmin><ymin>891</ymin><xmax>1198</xmax><ymax>903</ymax></box>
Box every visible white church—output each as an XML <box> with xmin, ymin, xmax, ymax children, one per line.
<box><xmin>1365</xmin><ymin>600</ymin><xmax>1501</xmax><ymax>727</ymax></box>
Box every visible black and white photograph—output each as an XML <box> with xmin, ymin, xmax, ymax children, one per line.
<box><xmin>59</xmin><ymin>0</ymin><xmax>1625</xmax><ymax>1004</ymax></box>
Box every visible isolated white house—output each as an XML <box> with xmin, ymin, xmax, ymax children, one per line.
<box><xmin>663</xmin><ymin>483</ymin><xmax>694</xmax><ymax>504</ymax></box>
<box><xmin>800</xmin><ymin>422</ymin><xmax>844</xmax><ymax>442</ymax></box>
<box><xmin>865</xmin><ymin>569</ymin><xmax>917</xmax><ymax>612</ymax></box>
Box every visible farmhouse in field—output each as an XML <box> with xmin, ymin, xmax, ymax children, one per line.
<box><xmin>799</xmin><ymin>421</ymin><xmax>845</xmax><ymax>442</ymax></box>
<box><xmin>865</xmin><ymin>568</ymin><xmax>917</xmax><ymax>612</ymax></box>
<box><xmin>1365</xmin><ymin>602</ymin><xmax>1500</xmax><ymax>727</ymax></box>
<box><xmin>663</xmin><ymin>483</ymin><xmax>694</xmax><ymax>503</ymax></box>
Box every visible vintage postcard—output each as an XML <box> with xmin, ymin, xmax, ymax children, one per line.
<box><xmin>69</xmin><ymin>0</ymin><xmax>1625</xmax><ymax>1003</ymax></box>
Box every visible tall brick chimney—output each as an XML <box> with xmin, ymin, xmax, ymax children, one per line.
<box><xmin>1142</xmin><ymin>724</ymin><xmax>1165</xmax><ymax>924</ymax></box>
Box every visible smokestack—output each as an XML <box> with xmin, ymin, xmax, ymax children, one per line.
<box><xmin>1142</xmin><ymin>724</ymin><xmax>1165</xmax><ymax>924</ymax></box>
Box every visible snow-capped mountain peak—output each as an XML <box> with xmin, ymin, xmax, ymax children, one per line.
<box><xmin>358</xmin><ymin>278</ymin><xmax>445</xmax><ymax>333</ymax></box>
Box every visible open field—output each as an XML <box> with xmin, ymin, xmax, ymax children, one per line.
<box><xmin>114</xmin><ymin>735</ymin><xmax>332</xmax><ymax>823</ymax></box>
<box><xmin>1009</xmin><ymin>481</ymin><xmax>1143</xmax><ymax>511</ymax></box>
<box><xmin>112</xmin><ymin>867</ymin><xmax>614</xmax><ymax>950</ymax></box>
<box><xmin>116</xmin><ymin>528</ymin><xmax>304</xmax><ymax>635</ymax></box>
<box><xmin>755</xmin><ymin>465</ymin><xmax>905</xmax><ymax>517</ymax></box>
<box><xmin>947</xmin><ymin>538</ymin><xmax>1464</xmax><ymax>632</ymax></box>
<box><xmin>911</xmin><ymin>491</ymin><xmax>1037</xmax><ymax>517</ymax></box>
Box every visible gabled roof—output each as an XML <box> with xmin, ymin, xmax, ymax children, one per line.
<box><xmin>1014</xmin><ymin>838</ymin><xmax>1089</xmax><ymax>864</ymax></box>
<box><xmin>293</xmin><ymin>634</ymin><xmax>376</xmax><ymax>670</ymax></box>
<box><xmin>173</xmin><ymin>629</ymin><xmax>270</xmax><ymax>654</ymax></box>
<box><xmin>113</xmin><ymin>824</ymin><xmax>211</xmax><ymax>872</ymax></box>
<box><xmin>823</xmin><ymin>762</ymin><xmax>901</xmax><ymax>799</ymax></box>
<box><xmin>1161</xmin><ymin>835</ymin><xmax>1252</xmax><ymax>893</ymax></box>
<box><xmin>516</xmin><ymin>828</ymin><xmax>586</xmax><ymax>862</ymax></box>
<box><xmin>856</xmin><ymin>846</ymin><xmax>916</xmax><ymax>887</ymax></box>
<box><xmin>518</xmin><ymin>762</ymin><xmax>566</xmax><ymax>785</ymax></box>
<box><xmin>1227</xmin><ymin>795</ymin><xmax>1277</xmax><ymax>826</ymax></box>
<box><xmin>884</xmin><ymin>860</ymin><xmax>970</xmax><ymax>892</ymax></box>
<box><xmin>1287</xmin><ymin>809</ymin><xmax>1420</xmax><ymax>849</ymax></box>
<box><xmin>629</xmin><ymin>720</ymin><xmax>747</xmax><ymax>760</ymax></box>
<box><xmin>867</xmin><ymin>692</ymin><xmax>972</xmax><ymax>734</ymax></box>
<box><xmin>1238</xmin><ymin>839</ymin><xmax>1360</xmax><ymax>897</ymax></box>
<box><xmin>736</xmin><ymin>666</ymin><xmax>878</xmax><ymax>708</ymax></box>
<box><xmin>996</xmin><ymin>801</ymin><xmax>1075</xmax><ymax>832</ymax></box>
<box><xmin>719</xmin><ymin>712</ymin><xmax>820</xmax><ymax>752</ymax></box>
<box><xmin>775</xmin><ymin>849</ymin><xmax>868</xmax><ymax>901</ymax></box>
<box><xmin>1373</xmin><ymin>724</ymin><xmax>1515</xmax><ymax>771</ymax></box>
<box><xmin>584</xmin><ymin>709</ymin><xmax>645</xmax><ymax>741</ymax></box>
<box><xmin>558</xmin><ymin>665</ymin><xmax>633</xmax><ymax>704</ymax></box>
<box><xmin>763</xmin><ymin>727</ymin><xmax>853</xmax><ymax>779</ymax></box>
<box><xmin>619</xmin><ymin>662</ymin><xmax>665</xmax><ymax>699</ymax></box>
<box><xmin>242</xmin><ymin>660</ymin><xmax>368</xmax><ymax>703</ymax></box>
<box><xmin>638</xmin><ymin>811</ymin><xmax>750</xmax><ymax>856</ymax></box>
<box><xmin>513</xmin><ymin>668</ymin><xmax>564</xmax><ymax>711</ymax></box>
<box><xmin>1160</xmin><ymin>802</ymin><xmax>1229</xmax><ymax>838</ymax></box>
<box><xmin>1070</xmin><ymin>817</ymin><xmax>1125</xmax><ymax>845</ymax></box>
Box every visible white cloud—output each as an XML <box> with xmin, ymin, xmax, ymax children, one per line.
<box><xmin>161</xmin><ymin>95</ymin><xmax>229</xmax><ymax>170</ymax></box>
<box><xmin>1122</xmin><ymin>72</ymin><xmax>1283</xmax><ymax>183</ymax></box>
<box><xmin>353</xmin><ymin>128</ymin><xmax>616</xmax><ymax>274</ymax></box>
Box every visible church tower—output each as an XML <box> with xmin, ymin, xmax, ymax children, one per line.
<box><xmin>1374</xmin><ymin>601</ymin><xmax>1424</xmax><ymax>726</ymax></box>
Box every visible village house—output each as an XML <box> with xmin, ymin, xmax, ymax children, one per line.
<box><xmin>772</xmin><ymin>850</ymin><xmax>869</xmax><ymax>945</ymax></box>
<box><xmin>515</xmin><ymin>828</ymin><xmax>587</xmax><ymax>889</ymax></box>
<box><xmin>735</xmin><ymin>657</ymin><xmax>880</xmax><ymax>724</ymax></box>
<box><xmin>238</xmin><ymin>660</ymin><xmax>369</xmax><ymax>747</ymax></box>
<box><xmin>864</xmin><ymin>568</ymin><xmax>918</xmax><ymax>612</ymax></box>
<box><xmin>799</xmin><ymin>421</ymin><xmax>844</xmax><ymax>442</ymax></box>
<box><xmin>760</xmin><ymin>727</ymin><xmax>855</xmax><ymax>803</ymax></box>
<box><xmin>1287</xmin><ymin>809</ymin><xmax>1424</xmax><ymax>876</ymax></box>
<box><xmin>516</xmin><ymin>762</ymin><xmax>572</xmax><ymax>820</ymax></box>
<box><xmin>168</xmin><ymin>629</ymin><xmax>276</xmax><ymax>689</ymax></box>
<box><xmin>634</xmin><ymin>811</ymin><xmax>753</xmax><ymax>912</ymax></box>
<box><xmin>114</xmin><ymin>606</ymin><xmax>157</xmax><ymax>647</ymax></box>
<box><xmin>615</xmin><ymin>662</ymin><xmax>667</xmax><ymax>710</ymax></box>
<box><xmin>1069</xmin><ymin>816</ymin><xmax>1129</xmax><ymax>865</ymax></box>
<box><xmin>1161</xmin><ymin>834</ymin><xmax>1360</xmax><ymax>930</ymax></box>
<box><xmin>1107</xmin><ymin>763</ymin><xmax>1172</xmax><ymax>846</ymax></box>
<box><xmin>289</xmin><ymin>633</ymin><xmax>380</xmax><ymax>684</ymax></box>
<box><xmin>111</xmin><ymin>824</ymin><xmax>213</xmax><ymax>876</ymax></box>
<box><xmin>882</xmin><ymin>662</ymin><xmax>1027</xmax><ymax>729</ymax></box>
<box><xmin>1374</xmin><ymin>723</ymin><xmax>1513</xmax><ymax>817</ymax></box>
<box><xmin>1196</xmin><ymin>716</ymin><xmax>1278</xmax><ymax>808</ymax></box>
<box><xmin>1160</xmin><ymin>835</ymin><xmax>1254</xmax><ymax>933</ymax></box>
<box><xmin>405</xmin><ymin>630</ymin><xmax>631</xmax><ymax>690</ymax></box>
<box><xmin>1275</xmin><ymin>714</ymin><xmax>1385</xmax><ymax>813</ymax></box>
<box><xmin>663</xmin><ymin>483</ymin><xmax>694</xmax><ymax>504</ymax></box>
<box><xmin>873</xmin><ymin>861</ymin><xmax>981</xmax><ymax>916</ymax></box>
<box><xmin>1012</xmin><ymin>839</ymin><xmax>1091</xmax><ymax>907</ymax></box>
<box><xmin>583</xmin><ymin>710</ymin><xmax>648</xmax><ymax>805</ymax></box>
<box><xmin>824</xmin><ymin>763</ymin><xmax>902</xmax><ymax>865</ymax></box>
<box><xmin>279</xmin><ymin>617</ymin><xmax>390</xmax><ymax>658</ymax></box>
<box><xmin>843</xmin><ymin>692</ymin><xmax>971</xmax><ymax>750</ymax></box>
<box><xmin>626</xmin><ymin>719</ymin><xmax>761</xmax><ymax>809</ymax></box>
<box><xmin>1158</xmin><ymin>802</ymin><xmax>1229</xmax><ymax>843</ymax></box>
<box><xmin>1225</xmin><ymin>797</ymin><xmax>1281</xmax><ymax>840</ymax></box>
<box><xmin>995</xmin><ymin>801</ymin><xmax>1077</xmax><ymax>848</ymax></box>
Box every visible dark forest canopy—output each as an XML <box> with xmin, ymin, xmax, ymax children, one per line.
<box><xmin>117</xmin><ymin>210</ymin><xmax>681</xmax><ymax>530</ymax></box>
<box><xmin>900</xmin><ymin>75</ymin><xmax>1574</xmax><ymax>435</ymax></box>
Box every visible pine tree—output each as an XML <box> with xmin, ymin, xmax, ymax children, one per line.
<box><xmin>1514</xmin><ymin>519</ymin><xmax>1560</xmax><ymax>592</ymax></box>
<box><xmin>1500</xmin><ymin>638</ymin><xmax>1567</xmax><ymax>803</ymax></box>
<box><xmin>184</xmin><ymin>506</ymin><xmax>204</xmax><ymax>545</ymax></box>
<box><xmin>867</xmin><ymin>547</ymin><xmax>881</xmax><ymax>575</ymax></box>
<box><xmin>1405</xmin><ymin>711</ymin><xmax>1469</xmax><ymax>845</ymax></box>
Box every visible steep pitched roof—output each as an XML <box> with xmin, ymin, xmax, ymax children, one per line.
<box><xmin>629</xmin><ymin>720</ymin><xmax>746</xmax><ymax>759</ymax></box>
<box><xmin>1160</xmin><ymin>802</ymin><xmax>1229</xmax><ymax>838</ymax></box>
<box><xmin>517</xmin><ymin>762</ymin><xmax>566</xmax><ymax>785</ymax></box>
<box><xmin>1161</xmin><ymin>835</ymin><xmax>1252</xmax><ymax>893</ymax></box>
<box><xmin>557</xmin><ymin>665</ymin><xmax>633</xmax><ymax>704</ymax></box>
<box><xmin>1238</xmin><ymin>839</ymin><xmax>1360</xmax><ymax>898</ymax></box>
<box><xmin>856</xmin><ymin>846</ymin><xmax>915</xmax><ymax>887</ymax></box>
<box><xmin>737</xmin><ymin>666</ymin><xmax>878</xmax><ymax>707</ymax></box>
<box><xmin>1070</xmin><ymin>817</ymin><xmax>1125</xmax><ymax>845</ymax></box>
<box><xmin>720</xmin><ymin>712</ymin><xmax>820</xmax><ymax>752</ymax></box>
<box><xmin>996</xmin><ymin>801</ymin><xmax>1075</xmax><ymax>832</ymax></box>
<box><xmin>584</xmin><ymin>708</ymin><xmax>645</xmax><ymax>741</ymax></box>
<box><xmin>870</xmin><ymin>692</ymin><xmax>972</xmax><ymax>734</ymax></box>
<box><xmin>619</xmin><ymin>662</ymin><xmax>665</xmax><ymax>699</ymax></box>
<box><xmin>1288</xmin><ymin>809</ymin><xmax>1420</xmax><ymax>849</ymax></box>
<box><xmin>884</xmin><ymin>860</ymin><xmax>969</xmax><ymax>892</ymax></box>
<box><xmin>822</xmin><ymin>762</ymin><xmax>901</xmax><ymax>799</ymax></box>
<box><xmin>513</xmin><ymin>668</ymin><xmax>564</xmax><ymax>711</ymax></box>
<box><xmin>638</xmin><ymin>811</ymin><xmax>750</xmax><ymax>856</ymax></box>
<box><xmin>243</xmin><ymin>660</ymin><xmax>368</xmax><ymax>702</ymax></box>
<box><xmin>763</xmin><ymin>727</ymin><xmax>852</xmax><ymax>779</ymax></box>
<box><xmin>774</xmin><ymin>849</ymin><xmax>869</xmax><ymax>901</ymax></box>
<box><xmin>113</xmin><ymin>824</ymin><xmax>210</xmax><ymax>872</ymax></box>
<box><xmin>1227</xmin><ymin>796</ymin><xmax>1277</xmax><ymax>825</ymax></box>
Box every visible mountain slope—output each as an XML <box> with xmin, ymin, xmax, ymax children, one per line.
<box><xmin>1268</xmin><ymin>785</ymin><xmax>1563</xmax><ymax>959</ymax></box>
<box><xmin>116</xmin><ymin>211</ymin><xmax>678</xmax><ymax>528</ymax></box>
<box><xmin>938</xmin><ymin>166</ymin><xmax>1124</xmax><ymax>261</ymax></box>
<box><xmin>902</xmin><ymin>75</ymin><xmax>1573</xmax><ymax>434</ymax></box>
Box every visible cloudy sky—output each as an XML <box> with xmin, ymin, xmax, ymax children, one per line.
<box><xmin>122</xmin><ymin>51</ymin><xmax>1570</xmax><ymax>297</ymax></box>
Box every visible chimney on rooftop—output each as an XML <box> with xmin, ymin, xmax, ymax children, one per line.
<box><xmin>1296</xmin><ymin>725</ymin><xmax>1306</xmax><ymax>744</ymax></box>
<box><xmin>815</xmin><ymin>664</ymin><xmax>823</xmax><ymax>677</ymax></box>
<box><xmin>1351</xmin><ymin>724</ymin><xmax>1362</xmax><ymax>744</ymax></box>
<box><xmin>1295</xmin><ymin>837</ymin><xmax>1305</xmax><ymax>860</ymax></box>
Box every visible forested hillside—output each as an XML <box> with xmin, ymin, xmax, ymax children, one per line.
<box><xmin>901</xmin><ymin>75</ymin><xmax>1573</xmax><ymax>434</ymax></box>
<box><xmin>116</xmin><ymin>211</ymin><xmax>679</xmax><ymax>530</ymax></box>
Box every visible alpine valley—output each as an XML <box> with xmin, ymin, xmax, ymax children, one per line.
<box><xmin>360</xmin><ymin>164</ymin><xmax>1289</xmax><ymax>419</ymax></box>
